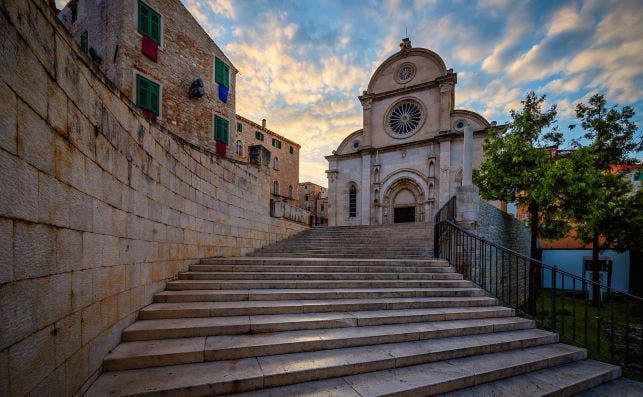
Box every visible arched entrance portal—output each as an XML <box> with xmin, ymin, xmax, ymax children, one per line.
<box><xmin>382</xmin><ymin>178</ymin><xmax>426</xmax><ymax>224</ymax></box>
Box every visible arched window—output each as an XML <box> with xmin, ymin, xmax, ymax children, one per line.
<box><xmin>273</xmin><ymin>181</ymin><xmax>280</xmax><ymax>195</ymax></box>
<box><xmin>236</xmin><ymin>140</ymin><xmax>243</xmax><ymax>156</ymax></box>
<box><xmin>274</xmin><ymin>157</ymin><xmax>280</xmax><ymax>170</ymax></box>
<box><xmin>349</xmin><ymin>184</ymin><xmax>357</xmax><ymax>218</ymax></box>
<box><xmin>288</xmin><ymin>185</ymin><xmax>293</xmax><ymax>198</ymax></box>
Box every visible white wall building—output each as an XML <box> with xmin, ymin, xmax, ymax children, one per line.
<box><xmin>326</xmin><ymin>38</ymin><xmax>493</xmax><ymax>226</ymax></box>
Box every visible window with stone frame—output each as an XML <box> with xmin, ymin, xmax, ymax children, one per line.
<box><xmin>237</xmin><ymin>122</ymin><xmax>243</xmax><ymax>133</ymax></box>
<box><xmin>255</xmin><ymin>131</ymin><xmax>264</xmax><ymax>141</ymax></box>
<box><xmin>236</xmin><ymin>140</ymin><xmax>243</xmax><ymax>156</ymax></box>
<box><xmin>288</xmin><ymin>185</ymin><xmax>293</xmax><ymax>198</ymax></box>
<box><xmin>273</xmin><ymin>181</ymin><xmax>280</xmax><ymax>195</ymax></box>
<box><xmin>135</xmin><ymin>74</ymin><xmax>160</xmax><ymax>115</ymax></box>
<box><xmin>289</xmin><ymin>146</ymin><xmax>294</xmax><ymax>154</ymax></box>
<box><xmin>272</xmin><ymin>138</ymin><xmax>282</xmax><ymax>149</ymax></box>
<box><xmin>138</xmin><ymin>0</ymin><xmax>161</xmax><ymax>44</ymax></box>
<box><xmin>80</xmin><ymin>31</ymin><xmax>88</xmax><ymax>53</ymax></box>
<box><xmin>274</xmin><ymin>157</ymin><xmax>280</xmax><ymax>170</ymax></box>
<box><xmin>349</xmin><ymin>185</ymin><xmax>357</xmax><ymax>217</ymax></box>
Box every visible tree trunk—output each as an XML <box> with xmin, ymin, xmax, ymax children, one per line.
<box><xmin>591</xmin><ymin>230</ymin><xmax>601</xmax><ymax>306</ymax></box>
<box><xmin>528</xmin><ymin>202</ymin><xmax>541</xmax><ymax>261</ymax></box>
<box><xmin>528</xmin><ymin>202</ymin><xmax>541</xmax><ymax>313</ymax></box>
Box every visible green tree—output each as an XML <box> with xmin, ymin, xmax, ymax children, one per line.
<box><xmin>564</xmin><ymin>94</ymin><xmax>642</xmax><ymax>301</ymax></box>
<box><xmin>474</xmin><ymin>92</ymin><xmax>567</xmax><ymax>261</ymax></box>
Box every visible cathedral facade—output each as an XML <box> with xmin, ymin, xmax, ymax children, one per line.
<box><xmin>326</xmin><ymin>39</ymin><xmax>492</xmax><ymax>226</ymax></box>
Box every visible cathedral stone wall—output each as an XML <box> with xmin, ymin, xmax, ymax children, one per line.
<box><xmin>0</xmin><ymin>2</ymin><xmax>306</xmax><ymax>395</ymax></box>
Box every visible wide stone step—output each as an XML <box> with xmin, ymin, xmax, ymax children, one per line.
<box><xmin>140</xmin><ymin>296</ymin><xmax>499</xmax><ymax>319</ymax></box>
<box><xmin>104</xmin><ymin>317</ymin><xmax>534</xmax><ymax>370</ymax></box>
<box><xmin>165</xmin><ymin>279</ymin><xmax>474</xmax><ymax>290</ymax></box>
<box><xmin>189</xmin><ymin>264</ymin><xmax>456</xmax><ymax>273</ymax></box>
<box><xmin>154</xmin><ymin>287</ymin><xmax>488</xmax><ymax>302</ymax></box>
<box><xmin>199</xmin><ymin>257</ymin><xmax>448</xmax><ymax>267</ymax></box>
<box><xmin>573</xmin><ymin>377</ymin><xmax>643</xmax><ymax>396</ymax></box>
<box><xmin>178</xmin><ymin>271</ymin><xmax>463</xmax><ymax>281</ymax></box>
<box><xmin>87</xmin><ymin>332</ymin><xmax>571</xmax><ymax>396</ymax></box>
<box><xmin>252</xmin><ymin>253</ymin><xmax>431</xmax><ymax>258</ymax></box>
<box><xmin>437</xmin><ymin>359</ymin><xmax>621</xmax><ymax>396</ymax></box>
<box><xmin>122</xmin><ymin>306</ymin><xmax>515</xmax><ymax>341</ymax></box>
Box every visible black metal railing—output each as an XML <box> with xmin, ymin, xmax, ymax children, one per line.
<box><xmin>434</xmin><ymin>205</ymin><xmax>643</xmax><ymax>379</ymax></box>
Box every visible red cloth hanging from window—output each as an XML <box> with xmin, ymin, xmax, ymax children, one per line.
<box><xmin>141</xmin><ymin>35</ymin><xmax>158</xmax><ymax>62</ymax></box>
<box><xmin>216</xmin><ymin>141</ymin><xmax>227</xmax><ymax>157</ymax></box>
<box><xmin>141</xmin><ymin>108</ymin><xmax>157</xmax><ymax>122</ymax></box>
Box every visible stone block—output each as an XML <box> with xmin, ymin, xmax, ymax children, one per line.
<box><xmin>69</xmin><ymin>190</ymin><xmax>94</xmax><ymax>232</ymax></box>
<box><xmin>71</xmin><ymin>268</ymin><xmax>94</xmax><ymax>311</ymax></box>
<box><xmin>80</xmin><ymin>302</ymin><xmax>101</xmax><ymax>345</ymax></box>
<box><xmin>0</xmin><ymin>80</ymin><xmax>17</xmax><ymax>154</ymax></box>
<box><xmin>117</xmin><ymin>290</ymin><xmax>131</xmax><ymax>320</ymax></box>
<box><xmin>82</xmin><ymin>232</ymin><xmax>104</xmax><ymax>269</ymax></box>
<box><xmin>29</xmin><ymin>361</ymin><xmax>66</xmax><ymax>397</ymax></box>
<box><xmin>64</xmin><ymin>345</ymin><xmax>89</xmax><ymax>396</ymax></box>
<box><xmin>55</xmin><ymin>32</ymin><xmax>79</xmax><ymax>105</ymax></box>
<box><xmin>0</xmin><ymin>218</ymin><xmax>13</xmax><ymax>284</ymax></box>
<box><xmin>92</xmin><ymin>199</ymin><xmax>114</xmax><ymax>236</ymax></box>
<box><xmin>13</xmin><ymin>222</ymin><xmax>56</xmax><ymax>280</ymax></box>
<box><xmin>38</xmin><ymin>172</ymin><xmax>71</xmax><ymax>227</ymax></box>
<box><xmin>17</xmin><ymin>99</ymin><xmax>55</xmax><ymax>174</ymax></box>
<box><xmin>55</xmin><ymin>138</ymin><xmax>87</xmax><ymax>192</ymax></box>
<box><xmin>68</xmin><ymin>102</ymin><xmax>96</xmax><ymax>160</ymax></box>
<box><xmin>93</xmin><ymin>265</ymin><xmax>125</xmax><ymax>301</ymax></box>
<box><xmin>100</xmin><ymin>294</ymin><xmax>119</xmax><ymax>331</ymax></box>
<box><xmin>54</xmin><ymin>311</ymin><xmax>81</xmax><ymax>366</ymax></box>
<box><xmin>0</xmin><ymin>151</ymin><xmax>38</xmax><ymax>221</ymax></box>
<box><xmin>4</xmin><ymin>0</ymin><xmax>55</xmax><ymax>77</ymax></box>
<box><xmin>0</xmin><ymin>11</ymin><xmax>19</xmax><ymax>96</ymax></box>
<box><xmin>8</xmin><ymin>325</ymin><xmax>55</xmax><ymax>395</ymax></box>
<box><xmin>56</xmin><ymin>228</ymin><xmax>82</xmax><ymax>274</ymax></box>
<box><xmin>0</xmin><ymin>348</ymin><xmax>7</xmax><ymax>397</ymax></box>
<box><xmin>47</xmin><ymin>79</ymin><xmax>68</xmax><ymax>135</ymax></box>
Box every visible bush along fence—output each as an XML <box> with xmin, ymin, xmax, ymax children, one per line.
<box><xmin>434</xmin><ymin>197</ymin><xmax>643</xmax><ymax>379</ymax></box>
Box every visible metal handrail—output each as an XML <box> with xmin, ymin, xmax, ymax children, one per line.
<box><xmin>433</xmin><ymin>198</ymin><xmax>642</xmax><ymax>379</ymax></box>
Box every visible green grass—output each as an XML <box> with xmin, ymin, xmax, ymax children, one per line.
<box><xmin>520</xmin><ymin>291</ymin><xmax>643</xmax><ymax>381</ymax></box>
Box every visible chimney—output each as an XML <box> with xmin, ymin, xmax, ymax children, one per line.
<box><xmin>262</xmin><ymin>119</ymin><xmax>266</xmax><ymax>129</ymax></box>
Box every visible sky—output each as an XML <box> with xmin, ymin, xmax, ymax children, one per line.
<box><xmin>57</xmin><ymin>0</ymin><xmax>643</xmax><ymax>186</ymax></box>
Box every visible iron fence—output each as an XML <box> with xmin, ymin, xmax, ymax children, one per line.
<box><xmin>434</xmin><ymin>209</ymin><xmax>643</xmax><ymax>379</ymax></box>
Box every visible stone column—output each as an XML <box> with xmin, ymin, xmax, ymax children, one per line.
<box><xmin>456</xmin><ymin>122</ymin><xmax>479</xmax><ymax>229</ymax></box>
<box><xmin>360</xmin><ymin>152</ymin><xmax>371</xmax><ymax>225</ymax></box>
<box><xmin>439</xmin><ymin>82</ymin><xmax>453</xmax><ymax>132</ymax></box>
<box><xmin>462</xmin><ymin>123</ymin><xmax>473</xmax><ymax>186</ymax></box>
<box><xmin>326</xmin><ymin>169</ymin><xmax>338</xmax><ymax>226</ymax></box>
<box><xmin>360</xmin><ymin>95</ymin><xmax>373</xmax><ymax>148</ymax></box>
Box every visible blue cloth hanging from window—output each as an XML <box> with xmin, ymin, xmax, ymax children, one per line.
<box><xmin>218</xmin><ymin>84</ymin><xmax>229</xmax><ymax>103</ymax></box>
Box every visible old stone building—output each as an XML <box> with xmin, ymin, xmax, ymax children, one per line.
<box><xmin>235</xmin><ymin>115</ymin><xmax>301</xmax><ymax>205</ymax></box>
<box><xmin>58</xmin><ymin>0</ymin><xmax>238</xmax><ymax>155</ymax></box>
<box><xmin>299</xmin><ymin>181</ymin><xmax>328</xmax><ymax>224</ymax></box>
<box><xmin>326</xmin><ymin>38</ymin><xmax>493</xmax><ymax>226</ymax></box>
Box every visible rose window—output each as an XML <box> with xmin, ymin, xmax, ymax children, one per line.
<box><xmin>396</xmin><ymin>62</ymin><xmax>416</xmax><ymax>83</ymax></box>
<box><xmin>387</xmin><ymin>100</ymin><xmax>423</xmax><ymax>136</ymax></box>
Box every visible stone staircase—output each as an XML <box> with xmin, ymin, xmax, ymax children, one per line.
<box><xmin>249</xmin><ymin>223</ymin><xmax>433</xmax><ymax>258</ymax></box>
<box><xmin>86</xmin><ymin>225</ymin><xmax>638</xmax><ymax>396</ymax></box>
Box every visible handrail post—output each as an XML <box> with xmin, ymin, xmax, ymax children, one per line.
<box><xmin>528</xmin><ymin>259</ymin><xmax>536</xmax><ymax>315</ymax></box>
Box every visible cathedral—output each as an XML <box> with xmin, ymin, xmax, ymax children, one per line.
<box><xmin>326</xmin><ymin>38</ymin><xmax>493</xmax><ymax>226</ymax></box>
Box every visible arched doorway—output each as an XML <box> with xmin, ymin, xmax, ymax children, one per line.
<box><xmin>382</xmin><ymin>177</ymin><xmax>426</xmax><ymax>224</ymax></box>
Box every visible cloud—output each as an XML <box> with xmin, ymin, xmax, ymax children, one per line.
<box><xmin>547</xmin><ymin>5</ymin><xmax>583</xmax><ymax>37</ymax></box>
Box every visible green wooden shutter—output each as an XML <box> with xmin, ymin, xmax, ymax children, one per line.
<box><xmin>138</xmin><ymin>1</ymin><xmax>149</xmax><ymax>35</ymax></box>
<box><xmin>80</xmin><ymin>31</ymin><xmax>88</xmax><ymax>53</ymax></box>
<box><xmin>215</xmin><ymin>57</ymin><xmax>229</xmax><ymax>88</ymax></box>
<box><xmin>138</xmin><ymin>1</ymin><xmax>161</xmax><ymax>44</ymax></box>
<box><xmin>150</xmin><ymin>11</ymin><xmax>160</xmax><ymax>43</ymax></box>
<box><xmin>214</xmin><ymin>116</ymin><xmax>229</xmax><ymax>143</ymax></box>
<box><xmin>136</xmin><ymin>75</ymin><xmax>160</xmax><ymax>115</ymax></box>
<box><xmin>237</xmin><ymin>122</ymin><xmax>243</xmax><ymax>132</ymax></box>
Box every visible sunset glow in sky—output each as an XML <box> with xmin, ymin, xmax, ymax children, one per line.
<box><xmin>58</xmin><ymin>0</ymin><xmax>643</xmax><ymax>186</ymax></box>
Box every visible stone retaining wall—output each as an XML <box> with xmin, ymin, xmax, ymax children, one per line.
<box><xmin>0</xmin><ymin>1</ymin><xmax>307</xmax><ymax>395</ymax></box>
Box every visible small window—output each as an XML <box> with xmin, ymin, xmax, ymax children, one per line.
<box><xmin>80</xmin><ymin>31</ymin><xmax>88</xmax><ymax>53</ymax></box>
<box><xmin>215</xmin><ymin>57</ymin><xmax>230</xmax><ymax>88</ymax></box>
<box><xmin>349</xmin><ymin>185</ymin><xmax>357</xmax><ymax>217</ymax></box>
<box><xmin>138</xmin><ymin>0</ymin><xmax>161</xmax><ymax>44</ymax></box>
<box><xmin>213</xmin><ymin>115</ymin><xmax>229</xmax><ymax>144</ymax></box>
<box><xmin>237</xmin><ymin>122</ymin><xmax>243</xmax><ymax>133</ymax></box>
<box><xmin>272</xmin><ymin>138</ymin><xmax>282</xmax><ymax>149</ymax></box>
<box><xmin>136</xmin><ymin>74</ymin><xmax>160</xmax><ymax>115</ymax></box>
<box><xmin>236</xmin><ymin>140</ymin><xmax>243</xmax><ymax>156</ymax></box>
<box><xmin>255</xmin><ymin>131</ymin><xmax>264</xmax><ymax>141</ymax></box>
<box><xmin>273</xmin><ymin>181</ymin><xmax>280</xmax><ymax>195</ymax></box>
<box><xmin>71</xmin><ymin>2</ymin><xmax>78</xmax><ymax>22</ymax></box>
<box><xmin>289</xmin><ymin>146</ymin><xmax>294</xmax><ymax>154</ymax></box>
<box><xmin>321</xmin><ymin>204</ymin><xmax>324</xmax><ymax>211</ymax></box>
<box><xmin>305</xmin><ymin>194</ymin><xmax>309</xmax><ymax>201</ymax></box>
<box><xmin>353</xmin><ymin>141</ymin><xmax>360</xmax><ymax>149</ymax></box>
<box><xmin>274</xmin><ymin>157</ymin><xmax>280</xmax><ymax>170</ymax></box>
<box><xmin>288</xmin><ymin>185</ymin><xmax>293</xmax><ymax>198</ymax></box>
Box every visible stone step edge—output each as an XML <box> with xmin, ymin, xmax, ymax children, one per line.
<box><xmin>104</xmin><ymin>317</ymin><xmax>535</xmax><ymax>371</ymax></box>
<box><xmin>87</xmin><ymin>337</ymin><xmax>578</xmax><ymax>396</ymax></box>
<box><xmin>140</xmin><ymin>296</ymin><xmax>499</xmax><ymax>319</ymax></box>
<box><xmin>153</xmin><ymin>287</ymin><xmax>488</xmax><ymax>303</ymax></box>
<box><xmin>436</xmin><ymin>359</ymin><xmax>621</xmax><ymax>397</ymax></box>
<box><xmin>122</xmin><ymin>306</ymin><xmax>515</xmax><ymax>341</ymax></box>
